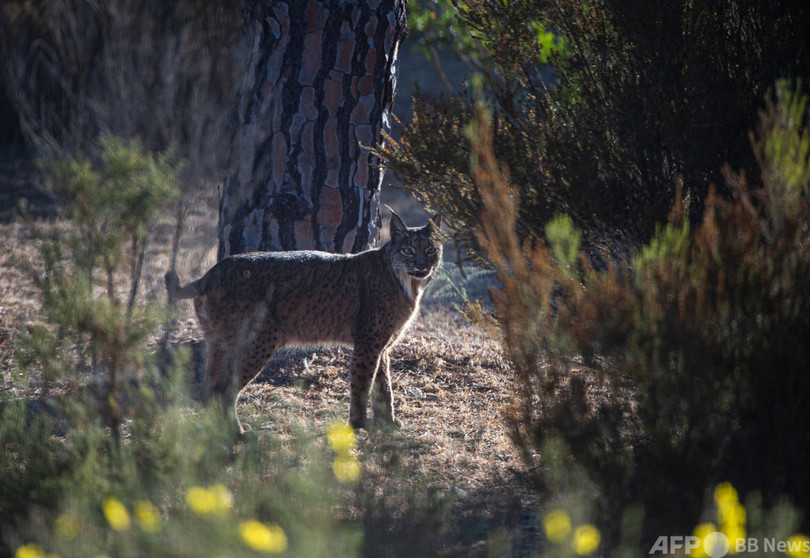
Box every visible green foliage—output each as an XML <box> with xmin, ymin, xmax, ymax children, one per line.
<box><xmin>409</xmin><ymin>0</ymin><xmax>568</xmax><ymax>74</ymax></box>
<box><xmin>530</xmin><ymin>20</ymin><xmax>569</xmax><ymax>65</ymax></box>
<box><xmin>409</xmin><ymin>0</ymin><xmax>487</xmax><ymax>71</ymax></box>
<box><xmin>475</xmin><ymin>82</ymin><xmax>810</xmax><ymax>541</ymax></box>
<box><xmin>384</xmin><ymin>0</ymin><xmax>810</xmax><ymax>253</ymax></box>
<box><xmin>0</xmin><ymin>400</ymin><xmax>74</xmax><ymax>536</ymax></box>
<box><xmin>759</xmin><ymin>80</ymin><xmax>810</xmax><ymax>228</ymax></box>
<box><xmin>633</xmin><ymin>218</ymin><xmax>689</xmax><ymax>278</ymax></box>
<box><xmin>546</xmin><ymin>214</ymin><xmax>581</xmax><ymax>271</ymax></box>
<box><xmin>14</xmin><ymin>137</ymin><xmax>179</xmax><ymax>445</ymax></box>
<box><xmin>53</xmin><ymin>137</ymin><xmax>178</xmax><ymax>241</ymax></box>
<box><xmin>425</xmin><ymin>262</ymin><xmax>496</xmax><ymax>312</ymax></box>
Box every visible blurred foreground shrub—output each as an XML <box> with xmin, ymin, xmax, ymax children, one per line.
<box><xmin>13</xmin><ymin>137</ymin><xmax>178</xmax><ymax>445</ymax></box>
<box><xmin>538</xmin><ymin>479</ymin><xmax>807</xmax><ymax>558</ymax></box>
<box><xmin>1</xmin><ymin>399</ymin><xmax>365</xmax><ymax>557</ymax></box>
<box><xmin>472</xmin><ymin>80</ymin><xmax>810</xmax><ymax>539</ymax></box>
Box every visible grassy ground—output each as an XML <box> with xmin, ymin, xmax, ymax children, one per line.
<box><xmin>0</xmin><ymin>178</ymin><xmax>543</xmax><ymax>555</ymax></box>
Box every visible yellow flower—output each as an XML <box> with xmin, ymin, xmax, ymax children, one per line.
<box><xmin>333</xmin><ymin>454</ymin><xmax>362</xmax><ymax>485</ymax></box>
<box><xmin>102</xmin><ymin>496</ymin><xmax>131</xmax><ymax>531</ymax></box>
<box><xmin>209</xmin><ymin>484</ymin><xmax>234</xmax><ymax>512</ymax></box>
<box><xmin>186</xmin><ymin>486</ymin><xmax>215</xmax><ymax>515</ymax></box>
<box><xmin>720</xmin><ymin>502</ymin><xmax>746</xmax><ymax>529</ymax></box>
<box><xmin>571</xmin><ymin>524</ymin><xmax>601</xmax><ymax>555</ymax></box>
<box><xmin>723</xmin><ymin>523</ymin><xmax>746</xmax><ymax>554</ymax></box>
<box><xmin>54</xmin><ymin>511</ymin><xmax>80</xmax><ymax>541</ymax></box>
<box><xmin>543</xmin><ymin>510</ymin><xmax>572</xmax><ymax>544</ymax></box>
<box><xmin>326</xmin><ymin>421</ymin><xmax>356</xmax><ymax>455</ymax></box>
<box><xmin>694</xmin><ymin>523</ymin><xmax>732</xmax><ymax>558</ymax></box>
<box><xmin>186</xmin><ymin>485</ymin><xmax>232</xmax><ymax>516</ymax></box>
<box><xmin>134</xmin><ymin>500</ymin><xmax>161</xmax><ymax>533</ymax></box>
<box><xmin>15</xmin><ymin>543</ymin><xmax>45</xmax><ymax>558</ymax></box>
<box><xmin>239</xmin><ymin>520</ymin><xmax>288</xmax><ymax>554</ymax></box>
<box><xmin>693</xmin><ymin>523</ymin><xmax>718</xmax><ymax>558</ymax></box>
<box><xmin>714</xmin><ymin>482</ymin><xmax>739</xmax><ymax>510</ymax></box>
<box><xmin>13</xmin><ymin>545</ymin><xmax>58</xmax><ymax>558</ymax></box>
<box><xmin>786</xmin><ymin>534</ymin><xmax>810</xmax><ymax>558</ymax></box>
<box><xmin>713</xmin><ymin>482</ymin><xmax>745</xmax><ymax>553</ymax></box>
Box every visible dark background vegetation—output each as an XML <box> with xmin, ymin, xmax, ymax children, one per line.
<box><xmin>387</xmin><ymin>0</ymin><xmax>810</xmax><ymax>545</ymax></box>
<box><xmin>2</xmin><ymin>0</ymin><xmax>810</xmax><ymax>556</ymax></box>
<box><xmin>385</xmin><ymin>0</ymin><xmax>810</xmax><ymax>253</ymax></box>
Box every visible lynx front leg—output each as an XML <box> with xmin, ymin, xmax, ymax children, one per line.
<box><xmin>373</xmin><ymin>351</ymin><xmax>398</xmax><ymax>425</ymax></box>
<box><xmin>349</xmin><ymin>342</ymin><xmax>383</xmax><ymax>429</ymax></box>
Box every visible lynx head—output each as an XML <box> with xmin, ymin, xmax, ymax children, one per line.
<box><xmin>386</xmin><ymin>209</ymin><xmax>443</xmax><ymax>294</ymax></box>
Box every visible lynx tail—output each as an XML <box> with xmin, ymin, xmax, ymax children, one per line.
<box><xmin>165</xmin><ymin>269</ymin><xmax>200</xmax><ymax>303</ymax></box>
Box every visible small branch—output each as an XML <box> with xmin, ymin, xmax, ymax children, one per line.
<box><xmin>428</xmin><ymin>44</ymin><xmax>454</xmax><ymax>93</ymax></box>
<box><xmin>170</xmin><ymin>198</ymin><xmax>187</xmax><ymax>273</ymax></box>
<box><xmin>126</xmin><ymin>234</ymin><xmax>146</xmax><ymax>313</ymax></box>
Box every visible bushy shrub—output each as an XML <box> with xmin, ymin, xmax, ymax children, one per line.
<box><xmin>13</xmin><ymin>137</ymin><xmax>179</xmax><ymax>444</ymax></box>
<box><xmin>382</xmin><ymin>0</ymin><xmax>810</xmax><ymax>253</ymax></box>
<box><xmin>472</xmin><ymin>80</ymin><xmax>810</xmax><ymax>539</ymax></box>
<box><xmin>2</xmin><ymin>138</ymin><xmax>180</xmax><ymax>551</ymax></box>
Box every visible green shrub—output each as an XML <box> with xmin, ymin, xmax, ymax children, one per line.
<box><xmin>472</xmin><ymin>80</ymin><xmax>810</xmax><ymax>541</ymax></box>
<box><xmin>14</xmin><ymin>137</ymin><xmax>179</xmax><ymax>445</ymax></box>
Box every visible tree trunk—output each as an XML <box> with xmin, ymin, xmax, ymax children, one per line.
<box><xmin>219</xmin><ymin>0</ymin><xmax>407</xmax><ymax>258</ymax></box>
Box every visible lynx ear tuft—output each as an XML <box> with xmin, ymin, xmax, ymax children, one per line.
<box><xmin>387</xmin><ymin>206</ymin><xmax>408</xmax><ymax>241</ymax></box>
<box><xmin>429</xmin><ymin>214</ymin><xmax>442</xmax><ymax>231</ymax></box>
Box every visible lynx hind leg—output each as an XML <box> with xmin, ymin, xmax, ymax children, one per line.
<box><xmin>200</xmin><ymin>337</ymin><xmax>256</xmax><ymax>433</ymax></box>
<box><xmin>200</xmin><ymin>336</ymin><xmax>243</xmax><ymax>431</ymax></box>
<box><xmin>210</xmin><ymin>328</ymin><xmax>278</xmax><ymax>434</ymax></box>
<box><xmin>232</xmin><ymin>329</ymin><xmax>278</xmax><ymax>424</ymax></box>
<box><xmin>373</xmin><ymin>351</ymin><xmax>399</xmax><ymax>426</ymax></box>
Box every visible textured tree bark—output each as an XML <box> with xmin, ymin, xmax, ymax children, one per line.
<box><xmin>219</xmin><ymin>0</ymin><xmax>407</xmax><ymax>258</ymax></box>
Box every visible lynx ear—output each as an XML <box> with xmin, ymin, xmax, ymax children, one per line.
<box><xmin>428</xmin><ymin>214</ymin><xmax>442</xmax><ymax>231</ymax></box>
<box><xmin>387</xmin><ymin>206</ymin><xmax>408</xmax><ymax>241</ymax></box>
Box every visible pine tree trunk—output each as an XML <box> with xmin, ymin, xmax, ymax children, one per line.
<box><xmin>219</xmin><ymin>0</ymin><xmax>407</xmax><ymax>258</ymax></box>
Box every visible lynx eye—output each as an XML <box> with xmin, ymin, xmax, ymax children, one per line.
<box><xmin>426</xmin><ymin>246</ymin><xmax>437</xmax><ymax>255</ymax></box>
<box><xmin>401</xmin><ymin>247</ymin><xmax>415</xmax><ymax>256</ymax></box>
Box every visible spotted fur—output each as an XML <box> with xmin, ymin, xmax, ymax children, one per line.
<box><xmin>166</xmin><ymin>211</ymin><xmax>442</xmax><ymax>431</ymax></box>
